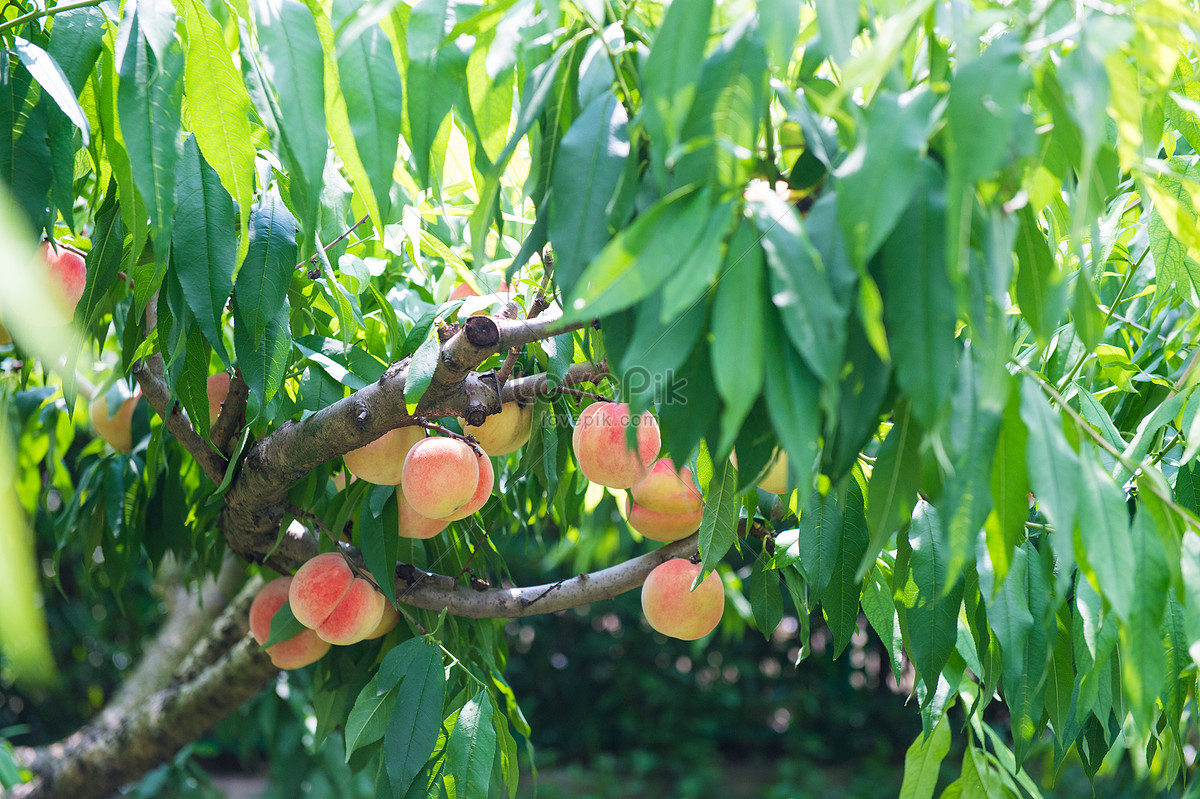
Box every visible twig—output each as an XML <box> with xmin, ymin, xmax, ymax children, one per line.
<box><xmin>295</xmin><ymin>214</ymin><xmax>370</xmax><ymax>273</ymax></box>
<box><xmin>455</xmin><ymin>533</ymin><xmax>490</xmax><ymax>580</ymax></box>
<box><xmin>553</xmin><ymin>385</ymin><xmax>612</xmax><ymax>402</ymax></box>
<box><xmin>412</xmin><ymin>416</ymin><xmax>484</xmax><ymax>456</ymax></box>
<box><xmin>0</xmin><ymin>0</ymin><xmax>105</xmax><ymax>34</ymax></box>
<box><xmin>496</xmin><ymin>249</ymin><xmax>558</xmax><ymax>388</ymax></box>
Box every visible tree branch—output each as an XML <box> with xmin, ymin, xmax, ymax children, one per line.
<box><xmin>210</xmin><ymin>369</ymin><xmax>248</xmax><ymax>457</ymax></box>
<box><xmin>131</xmin><ymin>356</ymin><xmax>228</xmax><ymax>485</ymax></box>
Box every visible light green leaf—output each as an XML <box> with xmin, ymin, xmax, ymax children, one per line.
<box><xmin>445</xmin><ymin>690</ymin><xmax>497</xmax><ymax>799</ymax></box>
<box><xmin>861</xmin><ymin>398</ymin><xmax>921</xmax><ymax>579</ymax></box>
<box><xmin>697</xmin><ymin>458</ymin><xmax>739</xmax><ymax>583</ymax></box>
<box><xmin>899</xmin><ymin>711</ymin><xmax>951</xmax><ymax>799</ymax></box>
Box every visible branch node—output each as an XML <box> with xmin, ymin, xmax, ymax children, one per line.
<box><xmin>463</xmin><ymin>315</ymin><xmax>500</xmax><ymax>348</ymax></box>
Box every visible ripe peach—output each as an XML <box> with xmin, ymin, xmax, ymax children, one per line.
<box><xmin>641</xmin><ymin>559</ymin><xmax>725</xmax><ymax>641</ymax></box>
<box><xmin>731</xmin><ymin>449</ymin><xmax>791</xmax><ymax>495</ymax></box>
<box><xmin>630</xmin><ymin>459</ymin><xmax>702</xmax><ymax>515</ymax></box>
<box><xmin>289</xmin><ymin>552</ymin><xmax>386</xmax><ymax>646</ymax></box>
<box><xmin>398</xmin><ymin>485</ymin><xmax>450</xmax><ymax>539</ymax></box>
<box><xmin>626</xmin><ymin>498</ymin><xmax>703</xmax><ymax>542</ymax></box>
<box><xmin>249</xmin><ymin>576</ymin><xmax>331</xmax><ymax>669</ymax></box>
<box><xmin>462</xmin><ymin>402</ymin><xmax>533</xmax><ymax>456</ymax></box>
<box><xmin>441</xmin><ymin>449</ymin><xmax>494</xmax><ymax>521</ymax></box>
<box><xmin>89</xmin><ymin>390</ymin><xmax>140</xmax><ymax>453</ymax></box>
<box><xmin>571</xmin><ymin>402</ymin><xmax>660</xmax><ymax>488</ymax></box>
<box><xmin>401</xmin><ymin>437</ymin><xmax>480</xmax><ymax>519</ymax></box>
<box><xmin>365</xmin><ymin>600</ymin><xmax>401</xmax><ymax>640</ymax></box>
<box><xmin>207</xmin><ymin>373</ymin><xmax>231</xmax><ymax>425</ymax></box>
<box><xmin>344</xmin><ymin>425</ymin><xmax>426</xmax><ymax>486</ymax></box>
<box><xmin>449</xmin><ymin>279</ymin><xmax>508</xmax><ymax>301</ymax></box>
<box><xmin>40</xmin><ymin>241</ymin><xmax>86</xmax><ymax>315</ymax></box>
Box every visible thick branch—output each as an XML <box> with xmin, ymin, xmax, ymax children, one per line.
<box><xmin>12</xmin><ymin>634</ymin><xmax>277</xmax><ymax>799</ymax></box>
<box><xmin>210</xmin><ymin>369</ymin><xmax>249</xmax><ymax>457</ymax></box>
<box><xmin>391</xmin><ymin>533</ymin><xmax>699</xmax><ymax>618</ymax></box>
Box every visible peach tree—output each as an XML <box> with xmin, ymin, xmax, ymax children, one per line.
<box><xmin>2</xmin><ymin>0</ymin><xmax>1200</xmax><ymax>796</ymax></box>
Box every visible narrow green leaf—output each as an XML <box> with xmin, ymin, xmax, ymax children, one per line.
<box><xmin>445</xmin><ymin>689</ymin><xmax>497</xmax><ymax>799</ymax></box>
<box><xmin>345</xmin><ymin>675</ymin><xmax>396</xmax><ymax>760</ymax></box>
<box><xmin>45</xmin><ymin>6</ymin><xmax>105</xmax><ymax>92</ymax></box>
<box><xmin>711</xmin><ymin>220</ymin><xmax>765</xmax><ymax>454</ymax></box>
<box><xmin>565</xmin><ymin>186</ymin><xmax>709</xmax><ymax>322</ymax></box>
<box><xmin>180</xmin><ymin>0</ymin><xmax>256</xmax><ymax>261</ymax></box>
<box><xmin>174</xmin><ymin>135</ymin><xmax>235</xmax><ymax>364</ymax></box>
<box><xmin>404</xmin><ymin>333</ymin><xmax>440</xmax><ymax>413</ymax></box>
<box><xmin>659</xmin><ymin>200</ymin><xmax>734</xmax><ymax>322</ymax></box>
<box><xmin>822</xmin><ymin>478</ymin><xmax>869</xmax><ymax>657</ymax></box>
<box><xmin>893</xmin><ymin>501</ymin><xmax>963</xmax><ymax>686</ymax></box>
<box><xmin>335</xmin><ymin>13</ymin><xmax>402</xmax><ymax>222</ymax></box>
<box><xmin>233</xmin><ymin>190</ymin><xmax>297</xmax><ymax>342</ymax></box>
<box><xmin>762</xmin><ymin>317</ymin><xmax>821</xmax><ymax>510</ymax></box>
<box><xmin>748</xmin><ymin>557</ymin><xmax>782</xmax><ymax>639</ymax></box>
<box><xmin>549</xmin><ymin>92</ymin><xmax>630</xmax><ymax>291</ymax></box>
<box><xmin>1119</xmin><ymin>510</ymin><xmax>1168</xmax><ymax>735</ymax></box>
<box><xmin>77</xmin><ymin>184</ymin><xmax>125</xmax><ymax>329</ymax></box>
<box><xmin>1075</xmin><ymin>451</ymin><xmax>1133</xmax><ymax>621</ymax></box>
<box><xmin>861</xmin><ymin>399</ymin><xmax>921</xmax><ymax>579</ymax></box>
<box><xmin>797</xmin><ymin>489</ymin><xmax>842</xmax><ymax>598</ymax></box>
<box><xmin>834</xmin><ymin>89</ymin><xmax>938</xmax><ymax>268</ymax></box>
<box><xmin>1018</xmin><ymin>379</ymin><xmax>1079</xmax><ymax>589</ymax></box>
<box><xmin>750</xmin><ymin>190</ymin><xmax>845</xmax><ymax>385</ymax></box>
<box><xmin>697</xmin><ymin>458</ymin><xmax>739</xmax><ymax>582</ymax></box>
<box><xmin>359</xmin><ymin>488</ymin><xmax>399</xmax><ymax>605</ymax></box>
<box><xmin>639</xmin><ymin>0</ymin><xmax>711</xmax><ymax>181</ymax></box>
<box><xmin>898</xmin><ymin>711</ymin><xmax>951</xmax><ymax>799</ymax></box>
<box><xmin>116</xmin><ymin>10</ymin><xmax>185</xmax><ymax>255</ymax></box>
<box><xmin>262</xmin><ymin>600</ymin><xmax>306</xmax><ymax>648</ymax></box>
<box><xmin>879</xmin><ymin>160</ymin><xmax>955</xmax><ymax>427</ymax></box>
<box><xmin>234</xmin><ymin>300</ymin><xmax>291</xmax><ymax>409</ymax></box>
<box><xmin>13</xmin><ymin>38</ymin><xmax>89</xmax><ymax>145</ymax></box>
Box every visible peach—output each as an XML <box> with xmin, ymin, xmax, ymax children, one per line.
<box><xmin>249</xmin><ymin>576</ymin><xmax>331</xmax><ymax>669</ymax></box>
<box><xmin>365</xmin><ymin>600</ymin><xmax>401</xmax><ymax>640</ymax></box>
<box><xmin>630</xmin><ymin>459</ymin><xmax>702</xmax><ymax>515</ymax></box>
<box><xmin>207</xmin><ymin>373</ymin><xmax>231</xmax><ymax>425</ymax></box>
<box><xmin>89</xmin><ymin>389</ymin><xmax>140</xmax><ymax>453</ymax></box>
<box><xmin>398</xmin><ymin>485</ymin><xmax>450</xmax><ymax>539</ymax></box>
<box><xmin>627</xmin><ymin>498</ymin><xmax>703</xmax><ymax>542</ymax></box>
<box><xmin>641</xmin><ymin>559</ymin><xmax>725</xmax><ymax>641</ymax></box>
<box><xmin>441</xmin><ymin>449</ymin><xmax>494</xmax><ymax>521</ymax></box>
<box><xmin>289</xmin><ymin>552</ymin><xmax>386</xmax><ymax>646</ymax></box>
<box><xmin>41</xmin><ymin>241</ymin><xmax>86</xmax><ymax>315</ymax></box>
<box><xmin>571</xmin><ymin>402</ymin><xmax>660</xmax><ymax>488</ymax></box>
<box><xmin>449</xmin><ymin>279</ymin><xmax>508</xmax><ymax>301</ymax></box>
<box><xmin>344</xmin><ymin>425</ymin><xmax>426</xmax><ymax>485</ymax></box>
<box><xmin>401</xmin><ymin>437</ymin><xmax>480</xmax><ymax>519</ymax></box>
<box><xmin>731</xmin><ymin>449</ymin><xmax>791</xmax><ymax>495</ymax></box>
<box><xmin>462</xmin><ymin>402</ymin><xmax>533</xmax><ymax>456</ymax></box>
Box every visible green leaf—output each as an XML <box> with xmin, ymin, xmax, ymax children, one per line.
<box><xmin>233</xmin><ymin>190</ymin><xmax>297</xmax><ymax>342</ymax></box>
<box><xmin>861</xmin><ymin>398</ymin><xmax>921</xmax><ymax>579</ymax></box>
<box><xmin>565</xmin><ymin>186</ymin><xmax>710</xmax><ymax>322</ymax></box>
<box><xmin>1014</xmin><ymin>206</ymin><xmax>1066</xmax><ymax>346</ymax></box>
<box><xmin>404</xmin><ymin>332</ymin><xmax>440</xmax><ymax>413</ymax></box>
<box><xmin>179</xmin><ymin>0</ymin><xmax>256</xmax><ymax>261</ymax></box>
<box><xmin>1018</xmin><ymin>379</ymin><xmax>1079</xmax><ymax>590</ymax></box>
<box><xmin>345</xmin><ymin>674</ymin><xmax>396</xmax><ymax>760</ymax></box>
<box><xmin>262</xmin><ymin>599</ymin><xmax>307</xmax><ymax>648</ymax></box>
<box><xmin>893</xmin><ymin>501</ymin><xmax>963</xmax><ymax>687</ymax></box>
<box><xmin>13</xmin><ymin>38</ymin><xmax>89</xmax><ymax>146</ymax></box>
<box><xmin>834</xmin><ymin>88</ymin><xmax>939</xmax><ymax>268</ymax></box>
<box><xmin>710</xmin><ymin>220</ymin><xmax>765</xmax><ymax>454</ymax></box>
<box><xmin>177</xmin><ymin>327</ymin><xmax>214</xmax><ymax>442</ymax></box>
<box><xmin>697</xmin><ymin>458</ymin><xmax>739</xmax><ymax>582</ymax></box>
<box><xmin>822</xmin><ymin>478</ymin><xmax>869</xmax><ymax>657</ymax></box>
<box><xmin>549</xmin><ymin>93</ymin><xmax>630</xmax><ymax>292</ymax></box>
<box><xmin>359</xmin><ymin>488</ymin><xmax>399</xmax><ymax>605</ymax></box>
<box><xmin>863</xmin><ymin>563</ymin><xmax>903</xmax><ymax>681</ymax></box>
<box><xmin>173</xmin><ymin>135</ymin><xmax>235</xmax><ymax>364</ymax></box>
<box><xmin>77</xmin><ymin>184</ymin><xmax>125</xmax><ymax>329</ymax></box>
<box><xmin>405</xmin><ymin>0</ymin><xmax>464</xmax><ymax>185</ymax></box>
<box><xmin>898</xmin><ymin>711</ymin><xmax>951</xmax><ymax>799</ymax></box>
<box><xmin>659</xmin><ymin>200</ymin><xmax>735</xmax><ymax>321</ymax></box>
<box><xmin>45</xmin><ymin>6</ymin><xmax>105</xmax><ymax>92</ymax></box>
<box><xmin>750</xmin><ymin>191</ymin><xmax>845</xmax><ymax>385</ymax></box>
<box><xmin>335</xmin><ymin>4</ymin><xmax>403</xmax><ymax>222</ymax></box>
<box><xmin>796</xmin><ymin>489</ymin><xmax>842</xmax><ymax>598</ymax></box>
<box><xmin>250</xmin><ymin>0</ymin><xmax>328</xmax><ymax>236</ymax></box>
<box><xmin>1116</xmin><ymin>386</ymin><xmax>1195</xmax><ymax>483</ymax></box>
<box><xmin>985</xmin><ymin>379</ymin><xmax>1029</xmax><ymax>591</ymax></box>
<box><xmin>445</xmin><ymin>689</ymin><xmax>497</xmax><ymax>799</ymax></box>
<box><xmin>1119</xmin><ymin>510</ymin><xmax>1168</xmax><ymax>735</ymax></box>
<box><xmin>811</xmin><ymin>0</ymin><xmax>855</xmax><ymax>65</ymax></box>
<box><xmin>116</xmin><ymin>10</ymin><xmax>185</xmax><ymax>255</ymax></box>
<box><xmin>878</xmin><ymin>160</ymin><xmax>955</xmax><ymax>427</ymax></box>
<box><xmin>762</xmin><ymin>315</ymin><xmax>821</xmax><ymax>509</ymax></box>
<box><xmin>1075</xmin><ymin>451</ymin><xmax>1133</xmax><ymax>622</ymax></box>
<box><xmin>748</xmin><ymin>557</ymin><xmax>782</xmax><ymax>638</ymax></box>
<box><xmin>1044</xmin><ymin>610</ymin><xmax>1075</xmax><ymax>740</ymax></box>
<box><xmin>234</xmin><ymin>299</ymin><xmax>292</xmax><ymax>410</ymax></box>
<box><xmin>639</xmin><ymin>0</ymin><xmax>711</xmax><ymax>183</ymax></box>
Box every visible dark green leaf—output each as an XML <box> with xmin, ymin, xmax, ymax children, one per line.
<box><xmin>762</xmin><ymin>320</ymin><xmax>821</xmax><ymax>510</ymax></box>
<box><xmin>174</xmin><ymin>135</ymin><xmax>235</xmax><ymax>364</ymax></box>
<box><xmin>1119</xmin><ymin>510</ymin><xmax>1168</xmax><ymax>734</ymax></box>
<box><xmin>893</xmin><ymin>501</ymin><xmax>963</xmax><ymax>687</ymax></box>
<box><xmin>748</xmin><ymin>557</ymin><xmax>782</xmax><ymax>639</ymax></box>
<box><xmin>77</xmin><ymin>184</ymin><xmax>125</xmax><ymax>329</ymax></box>
<box><xmin>445</xmin><ymin>689</ymin><xmax>497</xmax><ymax>799</ymax></box>
<box><xmin>710</xmin><ymin>220</ymin><xmax>765</xmax><ymax>454</ymax></box>
<box><xmin>861</xmin><ymin>399</ymin><xmax>921</xmax><ymax>579</ymax></box>
<box><xmin>639</xmin><ymin>0</ymin><xmax>711</xmax><ymax>183</ymax></box>
<box><xmin>262</xmin><ymin>600</ymin><xmax>307</xmax><ymax>648</ymax></box>
<box><xmin>822</xmin><ymin>478</ymin><xmax>869</xmax><ymax>657</ymax></box>
<box><xmin>234</xmin><ymin>299</ymin><xmax>291</xmax><ymax>410</ymax></box>
<box><xmin>697</xmin><ymin>458</ymin><xmax>739</xmax><ymax>582</ymax></box>
<box><xmin>796</xmin><ymin>489</ymin><xmax>842</xmax><ymax>598</ymax></box>
<box><xmin>233</xmin><ymin>190</ymin><xmax>297</xmax><ymax>342</ymax></box>
<box><xmin>1076</xmin><ymin>451</ymin><xmax>1133</xmax><ymax>622</ymax></box>
<box><xmin>549</xmin><ymin>92</ymin><xmax>630</xmax><ymax>291</ymax></box>
<box><xmin>659</xmin><ymin>200</ymin><xmax>735</xmax><ymax>321</ymax></box>
<box><xmin>360</xmin><ymin>488</ymin><xmax>399</xmax><ymax>605</ymax></box>
<box><xmin>1018</xmin><ymin>379</ymin><xmax>1079</xmax><ymax>590</ymax></box>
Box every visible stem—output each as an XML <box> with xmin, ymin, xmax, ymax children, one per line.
<box><xmin>0</xmin><ymin>0</ymin><xmax>104</xmax><ymax>34</ymax></box>
<box><xmin>296</xmin><ymin>214</ymin><xmax>371</xmax><ymax>272</ymax></box>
